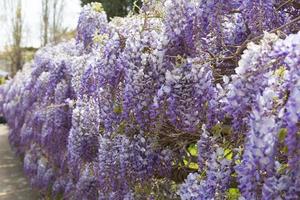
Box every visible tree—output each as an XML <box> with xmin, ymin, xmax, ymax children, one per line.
<box><xmin>80</xmin><ymin>0</ymin><xmax>142</xmax><ymax>19</ymax></box>
<box><xmin>3</xmin><ymin>0</ymin><xmax>24</xmax><ymax>76</ymax></box>
<box><xmin>42</xmin><ymin>0</ymin><xmax>49</xmax><ymax>46</ymax></box>
<box><xmin>51</xmin><ymin>0</ymin><xmax>65</xmax><ymax>43</ymax></box>
<box><xmin>11</xmin><ymin>2</ymin><xmax>23</xmax><ymax>75</ymax></box>
<box><xmin>41</xmin><ymin>0</ymin><xmax>65</xmax><ymax>46</ymax></box>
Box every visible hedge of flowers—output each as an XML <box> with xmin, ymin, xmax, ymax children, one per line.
<box><xmin>0</xmin><ymin>0</ymin><xmax>300</xmax><ymax>199</ymax></box>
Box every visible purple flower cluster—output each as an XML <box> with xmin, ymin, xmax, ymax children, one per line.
<box><xmin>76</xmin><ymin>3</ymin><xmax>108</xmax><ymax>49</ymax></box>
<box><xmin>97</xmin><ymin>132</ymin><xmax>173</xmax><ymax>199</ymax></box>
<box><xmin>0</xmin><ymin>1</ymin><xmax>299</xmax><ymax>199</ymax></box>
<box><xmin>231</xmin><ymin>32</ymin><xmax>300</xmax><ymax>199</ymax></box>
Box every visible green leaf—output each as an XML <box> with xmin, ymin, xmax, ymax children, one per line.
<box><xmin>183</xmin><ymin>159</ymin><xmax>199</xmax><ymax>170</ymax></box>
<box><xmin>212</xmin><ymin>123</ymin><xmax>222</xmax><ymax>136</ymax></box>
<box><xmin>224</xmin><ymin>149</ymin><xmax>233</xmax><ymax>160</ymax></box>
<box><xmin>113</xmin><ymin>104</ymin><xmax>123</xmax><ymax>115</ymax></box>
<box><xmin>226</xmin><ymin>188</ymin><xmax>240</xmax><ymax>200</ymax></box>
<box><xmin>187</xmin><ymin>143</ymin><xmax>198</xmax><ymax>157</ymax></box>
<box><xmin>277</xmin><ymin>163</ymin><xmax>288</xmax><ymax>174</ymax></box>
<box><xmin>91</xmin><ymin>2</ymin><xmax>104</xmax><ymax>12</ymax></box>
<box><xmin>278</xmin><ymin>128</ymin><xmax>287</xmax><ymax>142</ymax></box>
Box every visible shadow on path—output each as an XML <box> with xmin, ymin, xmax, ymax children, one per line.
<box><xmin>0</xmin><ymin>125</ymin><xmax>39</xmax><ymax>200</ymax></box>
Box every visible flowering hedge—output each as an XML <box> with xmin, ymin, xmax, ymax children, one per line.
<box><xmin>0</xmin><ymin>1</ymin><xmax>300</xmax><ymax>199</ymax></box>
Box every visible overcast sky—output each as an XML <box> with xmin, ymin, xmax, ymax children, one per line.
<box><xmin>0</xmin><ymin>0</ymin><xmax>82</xmax><ymax>50</ymax></box>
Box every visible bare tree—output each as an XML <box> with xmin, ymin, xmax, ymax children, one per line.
<box><xmin>52</xmin><ymin>0</ymin><xmax>65</xmax><ymax>43</ymax></box>
<box><xmin>42</xmin><ymin>0</ymin><xmax>50</xmax><ymax>46</ymax></box>
<box><xmin>12</xmin><ymin>2</ymin><xmax>23</xmax><ymax>75</ymax></box>
<box><xmin>3</xmin><ymin>0</ymin><xmax>24</xmax><ymax>75</ymax></box>
<box><xmin>41</xmin><ymin>0</ymin><xmax>65</xmax><ymax>46</ymax></box>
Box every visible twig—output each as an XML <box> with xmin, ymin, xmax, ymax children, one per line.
<box><xmin>45</xmin><ymin>103</ymin><xmax>69</xmax><ymax>110</ymax></box>
<box><xmin>276</xmin><ymin>0</ymin><xmax>294</xmax><ymax>10</ymax></box>
<box><xmin>221</xmin><ymin>15</ymin><xmax>300</xmax><ymax>61</ymax></box>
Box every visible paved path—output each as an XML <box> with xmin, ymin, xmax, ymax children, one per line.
<box><xmin>0</xmin><ymin>125</ymin><xmax>39</xmax><ymax>200</ymax></box>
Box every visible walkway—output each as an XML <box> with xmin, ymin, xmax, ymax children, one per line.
<box><xmin>0</xmin><ymin>125</ymin><xmax>39</xmax><ymax>200</ymax></box>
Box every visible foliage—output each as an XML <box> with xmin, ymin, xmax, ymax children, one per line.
<box><xmin>0</xmin><ymin>1</ymin><xmax>300</xmax><ymax>199</ymax></box>
<box><xmin>80</xmin><ymin>0</ymin><xmax>142</xmax><ymax>19</ymax></box>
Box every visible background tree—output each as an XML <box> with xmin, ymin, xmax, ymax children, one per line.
<box><xmin>51</xmin><ymin>0</ymin><xmax>65</xmax><ymax>43</ymax></box>
<box><xmin>41</xmin><ymin>0</ymin><xmax>65</xmax><ymax>46</ymax></box>
<box><xmin>3</xmin><ymin>0</ymin><xmax>24</xmax><ymax>76</ymax></box>
<box><xmin>42</xmin><ymin>0</ymin><xmax>49</xmax><ymax>46</ymax></box>
<box><xmin>80</xmin><ymin>0</ymin><xmax>142</xmax><ymax>19</ymax></box>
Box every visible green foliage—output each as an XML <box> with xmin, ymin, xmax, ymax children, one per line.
<box><xmin>184</xmin><ymin>143</ymin><xmax>198</xmax><ymax>170</ymax></box>
<box><xmin>183</xmin><ymin>159</ymin><xmax>198</xmax><ymax>170</ymax></box>
<box><xmin>0</xmin><ymin>77</ymin><xmax>6</xmax><ymax>85</ymax></box>
<box><xmin>224</xmin><ymin>149</ymin><xmax>233</xmax><ymax>160</ymax></box>
<box><xmin>226</xmin><ymin>188</ymin><xmax>240</xmax><ymax>200</ymax></box>
<box><xmin>278</xmin><ymin>128</ymin><xmax>287</xmax><ymax>143</ymax></box>
<box><xmin>80</xmin><ymin>0</ymin><xmax>142</xmax><ymax>19</ymax></box>
<box><xmin>278</xmin><ymin>163</ymin><xmax>289</xmax><ymax>175</ymax></box>
<box><xmin>211</xmin><ymin>122</ymin><xmax>232</xmax><ymax>138</ymax></box>
<box><xmin>113</xmin><ymin>104</ymin><xmax>123</xmax><ymax>115</ymax></box>
<box><xmin>187</xmin><ymin>143</ymin><xmax>197</xmax><ymax>157</ymax></box>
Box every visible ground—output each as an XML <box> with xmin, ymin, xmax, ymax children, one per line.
<box><xmin>0</xmin><ymin>125</ymin><xmax>39</xmax><ymax>200</ymax></box>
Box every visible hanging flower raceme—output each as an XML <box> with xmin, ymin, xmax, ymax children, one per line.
<box><xmin>76</xmin><ymin>2</ymin><xmax>109</xmax><ymax>50</ymax></box>
<box><xmin>97</xmin><ymin>131</ymin><xmax>173</xmax><ymax>199</ymax></box>
<box><xmin>122</xmin><ymin>19</ymin><xmax>166</xmax><ymax>129</ymax></box>
<box><xmin>234</xmin><ymin>32</ymin><xmax>300</xmax><ymax>199</ymax></box>
<box><xmin>155</xmin><ymin>57</ymin><xmax>217</xmax><ymax>132</ymax></box>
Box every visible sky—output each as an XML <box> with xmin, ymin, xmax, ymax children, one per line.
<box><xmin>0</xmin><ymin>0</ymin><xmax>82</xmax><ymax>50</ymax></box>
